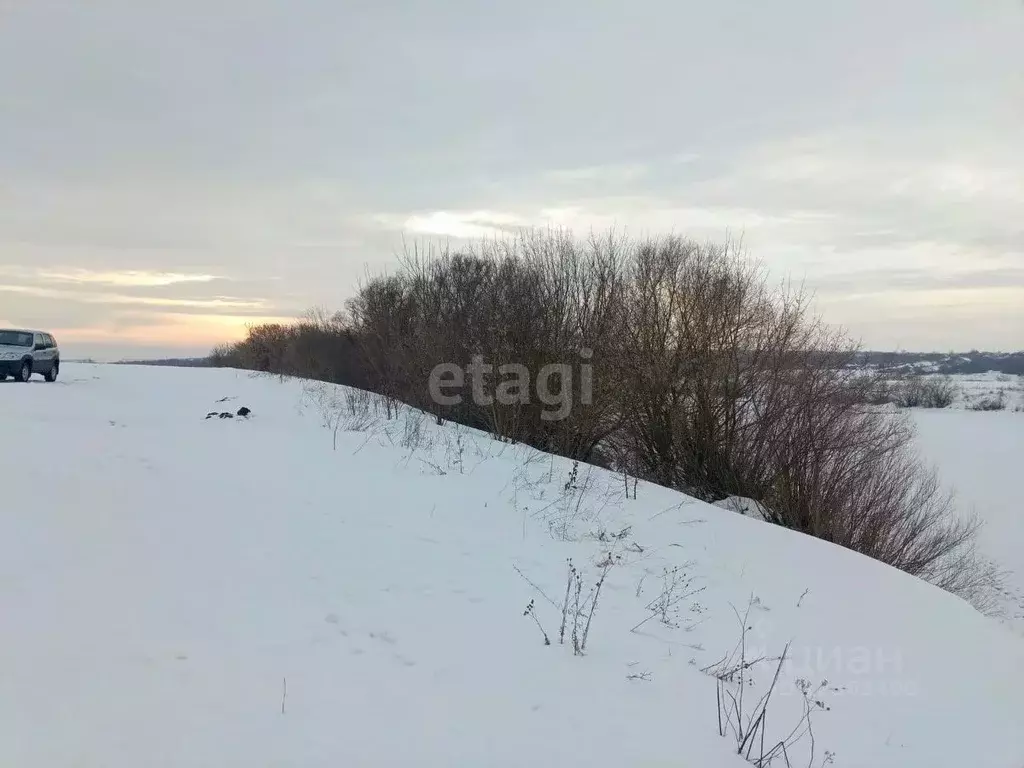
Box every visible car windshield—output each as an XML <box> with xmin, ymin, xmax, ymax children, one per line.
<box><xmin>0</xmin><ymin>330</ymin><xmax>33</xmax><ymax>347</ymax></box>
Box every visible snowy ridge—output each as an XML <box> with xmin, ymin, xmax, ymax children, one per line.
<box><xmin>1</xmin><ymin>364</ymin><xmax>1022</xmax><ymax>767</ymax></box>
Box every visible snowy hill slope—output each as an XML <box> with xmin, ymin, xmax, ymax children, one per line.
<box><xmin>2</xmin><ymin>364</ymin><xmax>1023</xmax><ymax>768</ymax></box>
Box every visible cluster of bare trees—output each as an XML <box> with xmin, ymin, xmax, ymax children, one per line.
<box><xmin>210</xmin><ymin>310</ymin><xmax>371</xmax><ymax>389</ymax></box>
<box><xmin>211</xmin><ymin>230</ymin><xmax>991</xmax><ymax>606</ymax></box>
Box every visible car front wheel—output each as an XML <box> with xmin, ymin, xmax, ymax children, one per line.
<box><xmin>16</xmin><ymin>362</ymin><xmax>31</xmax><ymax>382</ymax></box>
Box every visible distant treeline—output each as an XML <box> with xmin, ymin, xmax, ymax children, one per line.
<box><xmin>113</xmin><ymin>358</ymin><xmax>213</xmax><ymax>367</ymax></box>
<box><xmin>116</xmin><ymin>351</ymin><xmax>1024</xmax><ymax>375</ymax></box>
<box><xmin>854</xmin><ymin>350</ymin><xmax>1024</xmax><ymax>376</ymax></box>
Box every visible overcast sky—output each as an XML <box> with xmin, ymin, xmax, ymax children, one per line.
<box><xmin>1</xmin><ymin>0</ymin><xmax>1021</xmax><ymax>358</ymax></box>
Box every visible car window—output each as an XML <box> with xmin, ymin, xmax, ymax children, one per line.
<box><xmin>0</xmin><ymin>330</ymin><xmax>33</xmax><ymax>347</ymax></box>
<box><xmin>45</xmin><ymin>334</ymin><xmax>55</xmax><ymax>348</ymax></box>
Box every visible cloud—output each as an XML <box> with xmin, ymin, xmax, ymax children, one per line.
<box><xmin>0</xmin><ymin>283</ymin><xmax>267</xmax><ymax>310</ymax></box>
<box><xmin>697</xmin><ymin>131</ymin><xmax>1024</xmax><ymax>241</ymax></box>
<box><xmin>542</xmin><ymin>163</ymin><xmax>649</xmax><ymax>183</ymax></box>
<box><xmin>372</xmin><ymin>210</ymin><xmax>529</xmax><ymax>240</ymax></box>
<box><xmin>538</xmin><ymin>201</ymin><xmax>836</xmax><ymax>234</ymax></box>
<box><xmin>0</xmin><ymin>266</ymin><xmax>224</xmax><ymax>287</ymax></box>
<box><xmin>372</xmin><ymin>201</ymin><xmax>836</xmax><ymax>244</ymax></box>
<box><xmin>38</xmin><ymin>269</ymin><xmax>223</xmax><ymax>287</ymax></box>
<box><xmin>670</xmin><ymin>152</ymin><xmax>700</xmax><ymax>165</ymax></box>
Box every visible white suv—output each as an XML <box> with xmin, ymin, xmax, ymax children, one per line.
<box><xmin>0</xmin><ymin>329</ymin><xmax>60</xmax><ymax>382</ymax></box>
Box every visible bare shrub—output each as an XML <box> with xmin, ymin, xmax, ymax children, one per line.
<box><xmin>938</xmin><ymin>547</ymin><xmax>1008</xmax><ymax>617</ymax></box>
<box><xmin>207</xmin><ymin>342</ymin><xmax>240</xmax><ymax>368</ymax></box>
<box><xmin>922</xmin><ymin>376</ymin><xmax>959</xmax><ymax>408</ymax></box>
<box><xmin>215</xmin><ymin>309</ymin><xmax>371</xmax><ymax>390</ymax></box>
<box><xmin>343</xmin><ymin>232</ymin><xmax>630</xmax><ymax>462</ymax></box>
<box><xmin>441</xmin><ymin>425</ymin><xmax>466</xmax><ymax>474</ymax></box>
<box><xmin>760</xmin><ymin>407</ymin><xmax>987</xmax><ymax>596</ymax></box>
<box><xmin>209</xmin><ymin>229</ymin><xmax>988</xmax><ymax>609</ymax></box>
<box><xmin>601</xmin><ymin>236</ymin><xmax>981</xmax><ymax>602</ymax></box>
<box><xmin>705</xmin><ymin>598</ymin><xmax>834</xmax><ymax>767</ymax></box>
<box><xmin>518</xmin><ymin>556</ymin><xmax>614</xmax><ymax>655</ymax></box>
<box><xmin>301</xmin><ymin>380</ymin><xmax>382</xmax><ymax>450</ymax></box>
<box><xmin>630</xmin><ymin>565</ymin><xmax>705</xmax><ymax>633</ymax></box>
<box><xmin>569</xmin><ymin>554</ymin><xmax>614</xmax><ymax>655</ymax></box>
<box><xmin>892</xmin><ymin>375</ymin><xmax>958</xmax><ymax>408</ymax></box>
<box><xmin>342</xmin><ymin>389</ymin><xmax>378</xmax><ymax>431</ymax></box>
<box><xmin>851</xmin><ymin>373</ymin><xmax>896</xmax><ymax>406</ymax></box>
<box><xmin>399</xmin><ymin>408</ymin><xmax>427</xmax><ymax>452</ymax></box>
<box><xmin>969</xmin><ymin>392</ymin><xmax>1006</xmax><ymax>411</ymax></box>
<box><xmin>522</xmin><ymin>599</ymin><xmax>551</xmax><ymax>645</ymax></box>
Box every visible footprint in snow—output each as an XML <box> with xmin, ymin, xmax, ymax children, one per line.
<box><xmin>369</xmin><ymin>630</ymin><xmax>397</xmax><ymax>645</ymax></box>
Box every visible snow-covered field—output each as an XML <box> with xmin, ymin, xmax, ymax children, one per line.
<box><xmin>912</xmin><ymin>408</ymin><xmax>1024</xmax><ymax>635</ymax></box>
<box><xmin>944</xmin><ymin>372</ymin><xmax>1024</xmax><ymax>411</ymax></box>
<box><xmin>2</xmin><ymin>364</ymin><xmax>1023</xmax><ymax>768</ymax></box>
<box><xmin>886</xmin><ymin>370</ymin><xmax>1024</xmax><ymax>411</ymax></box>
